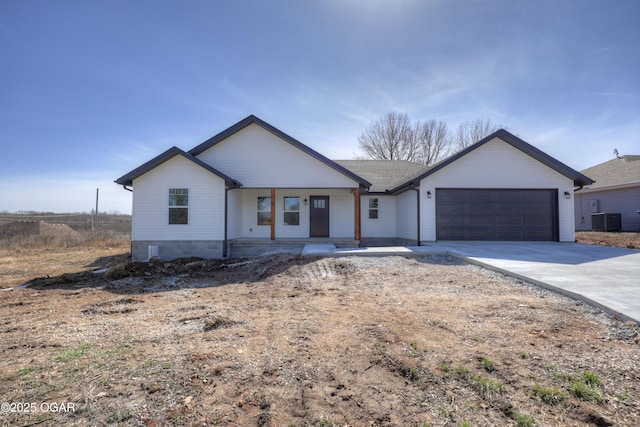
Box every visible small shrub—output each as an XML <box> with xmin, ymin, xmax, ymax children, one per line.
<box><xmin>408</xmin><ymin>366</ymin><xmax>420</xmax><ymax>382</ymax></box>
<box><xmin>455</xmin><ymin>366</ymin><xmax>469</xmax><ymax>378</ymax></box>
<box><xmin>531</xmin><ymin>384</ymin><xmax>567</xmax><ymax>405</ymax></box>
<box><xmin>56</xmin><ymin>343</ymin><xmax>92</xmax><ymax>362</ymax></box>
<box><xmin>471</xmin><ymin>375</ymin><xmax>505</xmax><ymax>399</ymax></box>
<box><xmin>407</xmin><ymin>340</ymin><xmax>422</xmax><ymax>357</ymax></box>
<box><xmin>15</xmin><ymin>367</ymin><xmax>33</xmax><ymax>377</ymax></box>
<box><xmin>512</xmin><ymin>411</ymin><xmax>537</xmax><ymax>427</ymax></box>
<box><xmin>580</xmin><ymin>370</ymin><xmax>604</xmax><ymax>388</ymax></box>
<box><xmin>568</xmin><ymin>371</ymin><xmax>604</xmax><ymax>401</ymax></box>
<box><xmin>479</xmin><ymin>357</ymin><xmax>494</xmax><ymax>372</ymax></box>
<box><xmin>315</xmin><ymin>415</ymin><xmax>339</xmax><ymax>427</ymax></box>
<box><xmin>438</xmin><ymin>361</ymin><xmax>451</xmax><ymax>373</ymax></box>
<box><xmin>107</xmin><ymin>408</ymin><xmax>132</xmax><ymax>423</ymax></box>
<box><xmin>568</xmin><ymin>380</ymin><xmax>602</xmax><ymax>401</ymax></box>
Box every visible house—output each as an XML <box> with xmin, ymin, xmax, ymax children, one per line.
<box><xmin>574</xmin><ymin>155</ymin><xmax>640</xmax><ymax>232</ymax></box>
<box><xmin>115</xmin><ymin>115</ymin><xmax>593</xmax><ymax>260</ymax></box>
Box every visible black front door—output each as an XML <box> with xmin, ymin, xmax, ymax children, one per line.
<box><xmin>310</xmin><ymin>196</ymin><xmax>329</xmax><ymax>237</ymax></box>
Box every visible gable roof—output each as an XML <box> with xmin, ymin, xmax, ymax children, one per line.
<box><xmin>114</xmin><ymin>146</ymin><xmax>242</xmax><ymax>187</ymax></box>
<box><xmin>579</xmin><ymin>155</ymin><xmax>640</xmax><ymax>190</ymax></box>
<box><xmin>406</xmin><ymin>129</ymin><xmax>594</xmax><ymax>187</ymax></box>
<box><xmin>335</xmin><ymin>160</ymin><xmax>429</xmax><ymax>193</ymax></box>
<box><xmin>188</xmin><ymin>115</ymin><xmax>372</xmax><ymax>188</ymax></box>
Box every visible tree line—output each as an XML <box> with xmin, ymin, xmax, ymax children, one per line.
<box><xmin>356</xmin><ymin>112</ymin><xmax>503</xmax><ymax>166</ymax></box>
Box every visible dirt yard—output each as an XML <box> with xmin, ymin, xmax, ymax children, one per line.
<box><xmin>1</xmin><ymin>249</ymin><xmax>638</xmax><ymax>426</ymax></box>
<box><xmin>575</xmin><ymin>231</ymin><xmax>640</xmax><ymax>250</ymax></box>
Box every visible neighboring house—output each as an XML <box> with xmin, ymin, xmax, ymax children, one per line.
<box><xmin>575</xmin><ymin>155</ymin><xmax>640</xmax><ymax>232</ymax></box>
<box><xmin>115</xmin><ymin>115</ymin><xmax>593</xmax><ymax>260</ymax></box>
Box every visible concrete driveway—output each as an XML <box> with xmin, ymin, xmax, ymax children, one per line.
<box><xmin>302</xmin><ymin>241</ymin><xmax>640</xmax><ymax>324</ymax></box>
<box><xmin>425</xmin><ymin>242</ymin><xmax>640</xmax><ymax>324</ymax></box>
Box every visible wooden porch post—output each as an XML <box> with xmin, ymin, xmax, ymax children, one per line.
<box><xmin>354</xmin><ymin>187</ymin><xmax>361</xmax><ymax>240</ymax></box>
<box><xmin>270</xmin><ymin>188</ymin><xmax>276</xmax><ymax>240</ymax></box>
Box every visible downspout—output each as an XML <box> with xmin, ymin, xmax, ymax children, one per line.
<box><xmin>224</xmin><ymin>187</ymin><xmax>230</xmax><ymax>258</ymax></box>
<box><xmin>411</xmin><ymin>186</ymin><xmax>420</xmax><ymax>246</ymax></box>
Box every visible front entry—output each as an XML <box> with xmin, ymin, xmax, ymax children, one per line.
<box><xmin>310</xmin><ymin>196</ymin><xmax>329</xmax><ymax>237</ymax></box>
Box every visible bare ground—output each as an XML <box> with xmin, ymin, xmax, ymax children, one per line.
<box><xmin>575</xmin><ymin>231</ymin><xmax>640</xmax><ymax>250</ymax></box>
<box><xmin>1</xmin><ymin>252</ymin><xmax>638</xmax><ymax>427</ymax></box>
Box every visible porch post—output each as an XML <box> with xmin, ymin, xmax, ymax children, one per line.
<box><xmin>270</xmin><ymin>188</ymin><xmax>276</xmax><ymax>240</ymax></box>
<box><xmin>354</xmin><ymin>187</ymin><xmax>361</xmax><ymax>240</ymax></box>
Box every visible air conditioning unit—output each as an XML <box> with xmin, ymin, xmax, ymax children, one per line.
<box><xmin>591</xmin><ymin>213</ymin><xmax>621</xmax><ymax>232</ymax></box>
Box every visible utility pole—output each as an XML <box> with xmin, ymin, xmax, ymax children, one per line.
<box><xmin>95</xmin><ymin>188</ymin><xmax>99</xmax><ymax>230</ymax></box>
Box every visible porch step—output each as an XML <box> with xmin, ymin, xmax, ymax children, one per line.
<box><xmin>229</xmin><ymin>239</ymin><xmax>359</xmax><ymax>258</ymax></box>
<box><xmin>301</xmin><ymin>243</ymin><xmax>337</xmax><ymax>255</ymax></box>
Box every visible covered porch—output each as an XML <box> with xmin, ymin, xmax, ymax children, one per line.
<box><xmin>228</xmin><ymin>237</ymin><xmax>360</xmax><ymax>258</ymax></box>
<box><xmin>226</xmin><ymin>187</ymin><xmax>363</xmax><ymax>257</ymax></box>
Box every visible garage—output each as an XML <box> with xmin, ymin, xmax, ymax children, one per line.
<box><xmin>436</xmin><ymin>189</ymin><xmax>558</xmax><ymax>241</ymax></box>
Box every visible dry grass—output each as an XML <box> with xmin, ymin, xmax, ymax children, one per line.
<box><xmin>1</xmin><ymin>254</ymin><xmax>638</xmax><ymax>426</ymax></box>
<box><xmin>0</xmin><ymin>231</ymin><xmax>129</xmax><ymax>289</ymax></box>
<box><xmin>575</xmin><ymin>231</ymin><xmax>640</xmax><ymax>249</ymax></box>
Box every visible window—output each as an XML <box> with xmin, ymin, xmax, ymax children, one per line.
<box><xmin>368</xmin><ymin>198</ymin><xmax>379</xmax><ymax>219</ymax></box>
<box><xmin>284</xmin><ymin>197</ymin><xmax>300</xmax><ymax>225</ymax></box>
<box><xmin>257</xmin><ymin>196</ymin><xmax>271</xmax><ymax>225</ymax></box>
<box><xmin>169</xmin><ymin>188</ymin><xmax>188</xmax><ymax>224</ymax></box>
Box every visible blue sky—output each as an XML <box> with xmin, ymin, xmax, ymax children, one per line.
<box><xmin>1</xmin><ymin>0</ymin><xmax>638</xmax><ymax>214</ymax></box>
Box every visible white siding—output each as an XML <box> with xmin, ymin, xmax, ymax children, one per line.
<box><xmin>275</xmin><ymin>190</ymin><xmax>310</xmax><ymax>239</ymax></box>
<box><xmin>132</xmin><ymin>156</ymin><xmax>226</xmax><ymax>241</ymax></box>
<box><xmin>240</xmin><ymin>189</ymin><xmax>272</xmax><ymax>239</ymax></box>
<box><xmin>396</xmin><ymin>190</ymin><xmax>418</xmax><ymax>241</ymax></box>
<box><xmin>575</xmin><ymin>186</ymin><xmax>640</xmax><ymax>231</ymax></box>
<box><xmin>361</xmin><ymin>195</ymin><xmax>396</xmax><ymax>238</ymax></box>
<box><xmin>236</xmin><ymin>188</ymin><xmax>355</xmax><ymax>238</ymax></box>
<box><xmin>420</xmin><ymin>138</ymin><xmax>576</xmax><ymax>242</ymax></box>
<box><xmin>328</xmin><ymin>189</ymin><xmax>355</xmax><ymax>238</ymax></box>
<box><xmin>196</xmin><ymin>124</ymin><xmax>359</xmax><ymax>188</ymax></box>
<box><xmin>227</xmin><ymin>188</ymin><xmax>243</xmax><ymax>239</ymax></box>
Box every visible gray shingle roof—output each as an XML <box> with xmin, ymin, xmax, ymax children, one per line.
<box><xmin>580</xmin><ymin>155</ymin><xmax>640</xmax><ymax>189</ymax></box>
<box><xmin>334</xmin><ymin>160</ymin><xmax>429</xmax><ymax>193</ymax></box>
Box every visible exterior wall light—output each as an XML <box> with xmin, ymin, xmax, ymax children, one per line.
<box><xmin>304</xmin><ymin>198</ymin><xmax>308</xmax><ymax>205</ymax></box>
<box><xmin>427</xmin><ymin>191</ymin><xmax>432</xmax><ymax>199</ymax></box>
<box><xmin>564</xmin><ymin>191</ymin><xmax>571</xmax><ymax>199</ymax></box>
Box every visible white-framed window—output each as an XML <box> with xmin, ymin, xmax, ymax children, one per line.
<box><xmin>368</xmin><ymin>198</ymin><xmax>379</xmax><ymax>219</ymax></box>
<box><xmin>169</xmin><ymin>188</ymin><xmax>189</xmax><ymax>224</ymax></box>
<box><xmin>257</xmin><ymin>196</ymin><xmax>271</xmax><ymax>225</ymax></box>
<box><xmin>284</xmin><ymin>197</ymin><xmax>300</xmax><ymax>225</ymax></box>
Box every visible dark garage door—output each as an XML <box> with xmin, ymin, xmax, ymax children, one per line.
<box><xmin>436</xmin><ymin>189</ymin><xmax>558</xmax><ymax>241</ymax></box>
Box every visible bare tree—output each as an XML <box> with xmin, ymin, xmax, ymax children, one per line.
<box><xmin>414</xmin><ymin>119</ymin><xmax>451</xmax><ymax>166</ymax></box>
<box><xmin>454</xmin><ymin>118</ymin><xmax>502</xmax><ymax>151</ymax></box>
<box><xmin>357</xmin><ymin>112</ymin><xmax>420</xmax><ymax>161</ymax></box>
<box><xmin>357</xmin><ymin>113</ymin><xmax>451</xmax><ymax>165</ymax></box>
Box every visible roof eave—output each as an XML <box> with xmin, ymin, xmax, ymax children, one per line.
<box><xmin>114</xmin><ymin>147</ymin><xmax>243</xmax><ymax>189</ymax></box>
<box><xmin>393</xmin><ymin>129</ymin><xmax>595</xmax><ymax>189</ymax></box>
<box><xmin>188</xmin><ymin>115</ymin><xmax>371</xmax><ymax>189</ymax></box>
